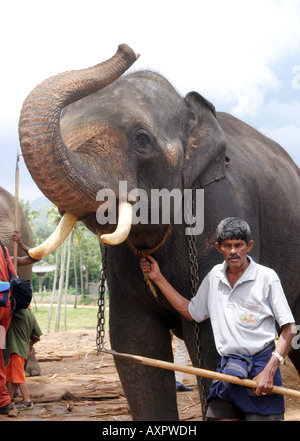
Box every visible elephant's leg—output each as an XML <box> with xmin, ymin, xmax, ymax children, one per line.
<box><xmin>109</xmin><ymin>296</ymin><xmax>179</xmax><ymax>421</ymax></box>
<box><xmin>288</xmin><ymin>294</ymin><xmax>300</xmax><ymax>375</ymax></box>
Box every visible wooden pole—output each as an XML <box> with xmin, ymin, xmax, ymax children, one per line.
<box><xmin>13</xmin><ymin>152</ymin><xmax>20</xmax><ymax>272</ymax></box>
<box><xmin>104</xmin><ymin>349</ymin><xmax>300</xmax><ymax>400</ymax></box>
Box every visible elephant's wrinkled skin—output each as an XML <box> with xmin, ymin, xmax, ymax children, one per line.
<box><xmin>0</xmin><ymin>186</ymin><xmax>34</xmax><ymax>281</ymax></box>
<box><xmin>19</xmin><ymin>45</ymin><xmax>300</xmax><ymax>420</ymax></box>
<box><xmin>0</xmin><ymin>187</ymin><xmax>41</xmax><ymax>376</ymax></box>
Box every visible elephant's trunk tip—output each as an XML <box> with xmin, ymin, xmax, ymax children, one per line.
<box><xmin>117</xmin><ymin>44</ymin><xmax>140</xmax><ymax>63</ymax></box>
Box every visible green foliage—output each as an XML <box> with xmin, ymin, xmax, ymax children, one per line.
<box><xmin>31</xmin><ymin>272</ymin><xmax>39</xmax><ymax>292</ymax></box>
<box><xmin>32</xmin><ymin>304</ymin><xmax>103</xmax><ymax>333</ymax></box>
<box><xmin>19</xmin><ymin>199</ymin><xmax>40</xmax><ymax>230</ymax></box>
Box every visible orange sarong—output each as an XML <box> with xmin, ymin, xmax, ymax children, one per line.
<box><xmin>6</xmin><ymin>353</ymin><xmax>26</xmax><ymax>384</ymax></box>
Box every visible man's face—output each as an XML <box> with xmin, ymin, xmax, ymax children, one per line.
<box><xmin>215</xmin><ymin>238</ymin><xmax>254</xmax><ymax>271</ymax></box>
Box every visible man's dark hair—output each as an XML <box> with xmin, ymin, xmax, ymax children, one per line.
<box><xmin>216</xmin><ymin>217</ymin><xmax>252</xmax><ymax>245</ymax></box>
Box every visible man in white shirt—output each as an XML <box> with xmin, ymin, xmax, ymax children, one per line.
<box><xmin>140</xmin><ymin>217</ymin><xmax>296</xmax><ymax>421</ymax></box>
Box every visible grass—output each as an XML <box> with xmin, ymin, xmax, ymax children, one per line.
<box><xmin>31</xmin><ymin>304</ymin><xmax>107</xmax><ymax>334</ymax></box>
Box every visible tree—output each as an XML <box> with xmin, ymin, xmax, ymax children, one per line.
<box><xmin>19</xmin><ymin>199</ymin><xmax>40</xmax><ymax>230</ymax></box>
<box><xmin>31</xmin><ymin>202</ymin><xmax>102</xmax><ymax>331</ymax></box>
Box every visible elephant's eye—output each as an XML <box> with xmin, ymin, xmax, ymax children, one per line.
<box><xmin>136</xmin><ymin>133</ymin><xmax>150</xmax><ymax>146</ymax></box>
<box><xmin>128</xmin><ymin>127</ymin><xmax>155</xmax><ymax>156</ymax></box>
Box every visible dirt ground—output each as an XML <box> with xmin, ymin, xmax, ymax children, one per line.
<box><xmin>1</xmin><ymin>329</ymin><xmax>299</xmax><ymax>422</ymax></box>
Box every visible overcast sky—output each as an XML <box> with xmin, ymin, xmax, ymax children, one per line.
<box><xmin>0</xmin><ymin>0</ymin><xmax>299</xmax><ymax>203</ymax></box>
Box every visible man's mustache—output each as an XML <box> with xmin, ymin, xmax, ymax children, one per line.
<box><xmin>228</xmin><ymin>254</ymin><xmax>241</xmax><ymax>260</ymax></box>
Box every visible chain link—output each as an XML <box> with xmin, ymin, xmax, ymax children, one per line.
<box><xmin>187</xmin><ymin>189</ymin><xmax>208</xmax><ymax>420</ymax></box>
<box><xmin>96</xmin><ymin>245</ymin><xmax>107</xmax><ymax>354</ymax></box>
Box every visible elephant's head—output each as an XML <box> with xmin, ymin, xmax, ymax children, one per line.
<box><xmin>19</xmin><ymin>44</ymin><xmax>227</xmax><ymax>258</ymax></box>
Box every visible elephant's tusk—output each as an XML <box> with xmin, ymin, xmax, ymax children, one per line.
<box><xmin>28</xmin><ymin>213</ymin><xmax>78</xmax><ymax>259</ymax></box>
<box><xmin>100</xmin><ymin>201</ymin><xmax>132</xmax><ymax>245</ymax></box>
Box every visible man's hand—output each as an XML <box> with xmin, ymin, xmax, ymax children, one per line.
<box><xmin>252</xmin><ymin>323</ymin><xmax>296</xmax><ymax>396</ymax></box>
<box><xmin>30</xmin><ymin>333</ymin><xmax>41</xmax><ymax>344</ymax></box>
<box><xmin>140</xmin><ymin>255</ymin><xmax>193</xmax><ymax>321</ymax></box>
<box><xmin>11</xmin><ymin>230</ymin><xmax>41</xmax><ymax>264</ymax></box>
<box><xmin>12</xmin><ymin>230</ymin><xmax>23</xmax><ymax>245</ymax></box>
<box><xmin>252</xmin><ymin>365</ymin><xmax>277</xmax><ymax>396</ymax></box>
<box><xmin>140</xmin><ymin>255</ymin><xmax>161</xmax><ymax>283</ymax></box>
<box><xmin>12</xmin><ymin>230</ymin><xmax>30</xmax><ymax>253</ymax></box>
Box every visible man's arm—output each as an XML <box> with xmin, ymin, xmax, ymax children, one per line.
<box><xmin>16</xmin><ymin>255</ymin><xmax>40</xmax><ymax>266</ymax></box>
<box><xmin>140</xmin><ymin>256</ymin><xmax>193</xmax><ymax>321</ymax></box>
<box><xmin>252</xmin><ymin>322</ymin><xmax>296</xmax><ymax>396</ymax></box>
<box><xmin>11</xmin><ymin>230</ymin><xmax>41</xmax><ymax>266</ymax></box>
<box><xmin>12</xmin><ymin>230</ymin><xmax>30</xmax><ymax>253</ymax></box>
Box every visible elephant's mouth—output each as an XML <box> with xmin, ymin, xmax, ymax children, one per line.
<box><xmin>28</xmin><ymin>201</ymin><xmax>133</xmax><ymax>259</ymax></box>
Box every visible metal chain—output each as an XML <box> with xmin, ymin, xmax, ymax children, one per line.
<box><xmin>96</xmin><ymin>245</ymin><xmax>107</xmax><ymax>354</ymax></box>
<box><xmin>187</xmin><ymin>189</ymin><xmax>208</xmax><ymax>420</ymax></box>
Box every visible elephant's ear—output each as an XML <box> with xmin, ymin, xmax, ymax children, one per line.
<box><xmin>183</xmin><ymin>91</ymin><xmax>227</xmax><ymax>189</ymax></box>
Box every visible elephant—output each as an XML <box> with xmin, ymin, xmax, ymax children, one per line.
<box><xmin>0</xmin><ymin>186</ymin><xmax>41</xmax><ymax>376</ymax></box>
<box><xmin>0</xmin><ymin>186</ymin><xmax>34</xmax><ymax>281</ymax></box>
<box><xmin>18</xmin><ymin>44</ymin><xmax>300</xmax><ymax>421</ymax></box>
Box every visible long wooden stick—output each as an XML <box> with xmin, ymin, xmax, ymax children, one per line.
<box><xmin>13</xmin><ymin>153</ymin><xmax>20</xmax><ymax>272</ymax></box>
<box><xmin>103</xmin><ymin>349</ymin><xmax>300</xmax><ymax>399</ymax></box>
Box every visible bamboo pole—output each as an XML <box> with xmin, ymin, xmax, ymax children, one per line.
<box><xmin>13</xmin><ymin>153</ymin><xmax>20</xmax><ymax>272</ymax></box>
<box><xmin>55</xmin><ymin>241</ymin><xmax>66</xmax><ymax>332</ymax></box>
<box><xmin>104</xmin><ymin>349</ymin><xmax>300</xmax><ymax>399</ymax></box>
<box><xmin>64</xmin><ymin>231</ymin><xmax>72</xmax><ymax>331</ymax></box>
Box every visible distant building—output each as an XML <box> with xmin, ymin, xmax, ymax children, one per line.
<box><xmin>32</xmin><ymin>264</ymin><xmax>56</xmax><ymax>292</ymax></box>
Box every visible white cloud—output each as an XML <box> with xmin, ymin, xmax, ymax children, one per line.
<box><xmin>1</xmin><ymin>0</ymin><xmax>300</xmax><ymax>200</ymax></box>
<box><xmin>145</xmin><ymin>0</ymin><xmax>300</xmax><ymax>117</ymax></box>
<box><xmin>263</xmin><ymin>125</ymin><xmax>300</xmax><ymax>166</ymax></box>
<box><xmin>292</xmin><ymin>65</ymin><xmax>300</xmax><ymax>90</ymax></box>
<box><xmin>252</xmin><ymin>97</ymin><xmax>300</xmax><ymax>166</ymax></box>
<box><xmin>259</xmin><ymin>100</ymin><xmax>300</xmax><ymax>128</ymax></box>
<box><xmin>1</xmin><ymin>0</ymin><xmax>300</xmax><ymax>119</ymax></box>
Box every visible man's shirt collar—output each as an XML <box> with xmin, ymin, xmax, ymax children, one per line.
<box><xmin>216</xmin><ymin>255</ymin><xmax>258</xmax><ymax>287</ymax></box>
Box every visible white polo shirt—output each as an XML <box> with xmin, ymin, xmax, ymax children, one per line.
<box><xmin>188</xmin><ymin>256</ymin><xmax>295</xmax><ymax>356</ymax></box>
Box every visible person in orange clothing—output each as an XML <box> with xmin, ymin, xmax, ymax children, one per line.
<box><xmin>0</xmin><ymin>241</ymin><xmax>17</xmax><ymax>415</ymax></box>
<box><xmin>6</xmin><ymin>308</ymin><xmax>42</xmax><ymax>410</ymax></box>
<box><xmin>0</xmin><ymin>231</ymin><xmax>40</xmax><ymax>415</ymax></box>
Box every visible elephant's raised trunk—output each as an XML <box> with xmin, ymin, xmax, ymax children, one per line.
<box><xmin>19</xmin><ymin>44</ymin><xmax>139</xmax><ymax>217</ymax></box>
